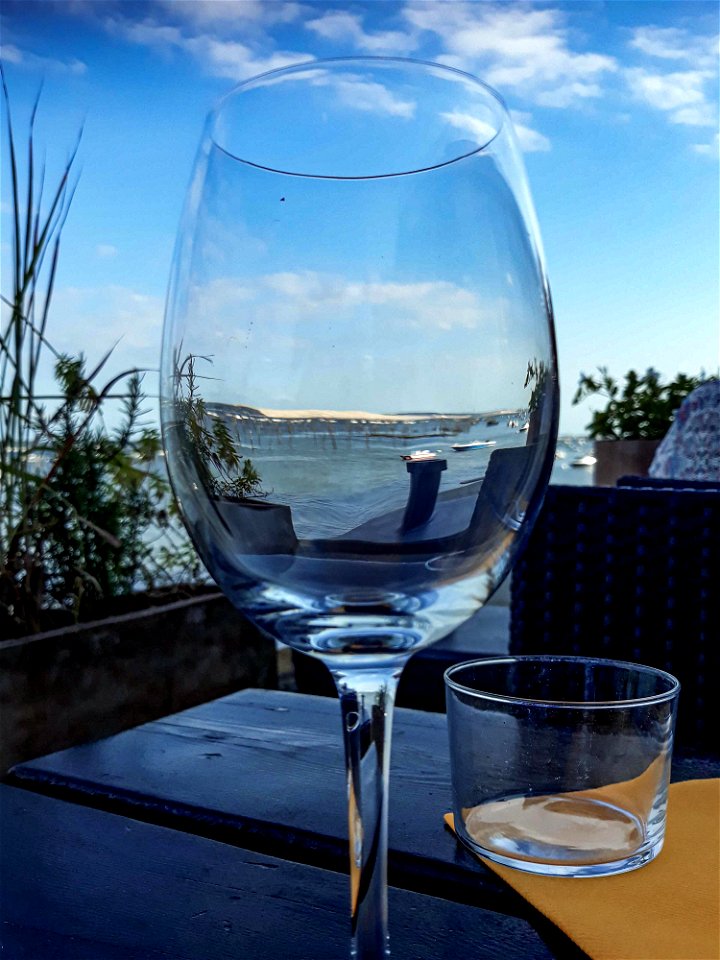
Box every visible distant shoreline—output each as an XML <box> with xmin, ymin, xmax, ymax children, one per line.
<box><xmin>219</xmin><ymin>405</ymin><xmax>519</xmax><ymax>424</ymax></box>
<box><xmin>257</xmin><ymin>408</ymin><xmax>479</xmax><ymax>422</ymax></box>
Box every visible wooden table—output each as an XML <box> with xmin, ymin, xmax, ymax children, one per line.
<box><xmin>3</xmin><ymin>689</ymin><xmax>717</xmax><ymax>959</ymax></box>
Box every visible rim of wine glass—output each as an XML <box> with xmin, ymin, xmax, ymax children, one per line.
<box><xmin>444</xmin><ymin>655</ymin><xmax>681</xmax><ymax>709</ymax></box>
<box><xmin>207</xmin><ymin>55</ymin><xmax>509</xmax><ymax>180</ymax></box>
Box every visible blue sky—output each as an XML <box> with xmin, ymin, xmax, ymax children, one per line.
<box><xmin>1</xmin><ymin>0</ymin><xmax>718</xmax><ymax>433</ymax></box>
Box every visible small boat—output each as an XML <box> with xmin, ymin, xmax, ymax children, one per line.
<box><xmin>508</xmin><ymin>419</ymin><xmax>518</xmax><ymax>428</ymax></box>
<box><xmin>571</xmin><ymin>455</ymin><xmax>597</xmax><ymax>468</ymax></box>
<box><xmin>518</xmin><ymin>422</ymin><xmax>529</xmax><ymax>432</ymax></box>
<box><xmin>451</xmin><ymin>440</ymin><xmax>497</xmax><ymax>452</ymax></box>
<box><xmin>485</xmin><ymin>418</ymin><xmax>499</xmax><ymax>426</ymax></box>
<box><xmin>401</xmin><ymin>449</ymin><xmax>440</xmax><ymax>462</ymax></box>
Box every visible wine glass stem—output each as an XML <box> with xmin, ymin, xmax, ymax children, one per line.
<box><xmin>331</xmin><ymin>664</ymin><xmax>404</xmax><ymax>959</ymax></box>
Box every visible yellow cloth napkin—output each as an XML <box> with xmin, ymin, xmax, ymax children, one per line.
<box><xmin>445</xmin><ymin>779</ymin><xmax>720</xmax><ymax>960</ymax></box>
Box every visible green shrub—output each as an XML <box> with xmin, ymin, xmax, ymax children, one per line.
<box><xmin>572</xmin><ymin>367</ymin><xmax>705</xmax><ymax>441</ymax></box>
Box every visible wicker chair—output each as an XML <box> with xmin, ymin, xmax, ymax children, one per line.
<box><xmin>617</xmin><ymin>474</ymin><xmax>720</xmax><ymax>492</ymax></box>
<box><xmin>510</xmin><ymin>483</ymin><xmax>720</xmax><ymax>753</ymax></box>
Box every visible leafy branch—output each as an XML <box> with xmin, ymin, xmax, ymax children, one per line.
<box><xmin>572</xmin><ymin>367</ymin><xmax>706</xmax><ymax>440</ymax></box>
<box><xmin>175</xmin><ymin>354</ymin><xmax>262</xmax><ymax>500</ymax></box>
<box><xmin>524</xmin><ymin>358</ymin><xmax>551</xmax><ymax>413</ymax></box>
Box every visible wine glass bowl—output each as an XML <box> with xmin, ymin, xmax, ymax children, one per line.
<box><xmin>161</xmin><ymin>57</ymin><xmax>558</xmax><ymax>958</ymax></box>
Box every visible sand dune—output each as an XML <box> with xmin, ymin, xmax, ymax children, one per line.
<box><xmin>256</xmin><ymin>408</ymin><xmax>477</xmax><ymax>422</ymax></box>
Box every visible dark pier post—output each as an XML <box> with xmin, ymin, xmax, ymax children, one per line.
<box><xmin>402</xmin><ymin>458</ymin><xmax>447</xmax><ymax>532</ymax></box>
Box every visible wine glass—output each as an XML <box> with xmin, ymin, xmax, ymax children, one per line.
<box><xmin>161</xmin><ymin>57</ymin><xmax>558</xmax><ymax>959</ymax></box>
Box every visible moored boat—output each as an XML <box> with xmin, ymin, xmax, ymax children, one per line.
<box><xmin>400</xmin><ymin>449</ymin><xmax>441</xmax><ymax>462</ymax></box>
<box><xmin>451</xmin><ymin>440</ymin><xmax>497</xmax><ymax>452</ymax></box>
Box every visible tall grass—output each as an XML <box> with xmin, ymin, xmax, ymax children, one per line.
<box><xmin>1</xmin><ymin>68</ymin><xmax>201</xmax><ymax>636</ymax></box>
<box><xmin>1</xmin><ymin>67</ymin><xmax>77</xmax><ymax>545</ymax></box>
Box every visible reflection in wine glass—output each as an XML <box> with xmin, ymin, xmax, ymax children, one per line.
<box><xmin>161</xmin><ymin>57</ymin><xmax>558</xmax><ymax>959</ymax></box>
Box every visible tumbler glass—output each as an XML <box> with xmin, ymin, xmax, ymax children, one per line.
<box><xmin>445</xmin><ymin>655</ymin><xmax>680</xmax><ymax>877</ymax></box>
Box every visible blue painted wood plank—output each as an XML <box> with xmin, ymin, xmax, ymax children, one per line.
<box><xmin>8</xmin><ymin>688</ymin><xmax>715</xmax><ymax>956</ymax></box>
<box><xmin>0</xmin><ymin>785</ymin><xmax>554</xmax><ymax>960</ymax></box>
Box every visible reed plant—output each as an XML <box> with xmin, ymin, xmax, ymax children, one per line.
<box><xmin>1</xmin><ymin>69</ymin><xmax>199</xmax><ymax>637</ymax></box>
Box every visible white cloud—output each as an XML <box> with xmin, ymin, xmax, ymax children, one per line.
<box><xmin>306</xmin><ymin>10</ymin><xmax>418</xmax><ymax>55</ymax></box>
<box><xmin>191</xmin><ymin>272</ymin><xmax>500</xmax><ymax>336</ymax></box>
<box><xmin>0</xmin><ymin>43</ymin><xmax>23</xmax><ymax>64</ymax></box>
<box><xmin>626</xmin><ymin>25</ymin><xmax>718</xmax><ymax>133</ymax></box>
<box><xmin>442</xmin><ymin>108</ymin><xmax>550</xmax><ymax>153</ymax></box>
<box><xmin>509</xmin><ymin>111</ymin><xmax>551</xmax><ymax>153</ymax></box>
<box><xmin>186</xmin><ymin>36</ymin><xmax>308</xmax><ymax>81</ymax></box>
<box><xmin>177</xmin><ymin>272</ymin><xmax>531</xmax><ymax>416</ymax></box>
<box><xmin>245</xmin><ymin>68</ymin><xmax>417</xmax><ymax>120</ymax></box>
<box><xmin>96</xmin><ymin>244</ymin><xmax>118</xmax><ymax>259</ymax></box>
<box><xmin>402</xmin><ymin>2</ymin><xmax>616</xmax><ymax>107</ymax></box>
<box><xmin>692</xmin><ymin>132</ymin><xmax>720</xmax><ymax>157</ymax></box>
<box><xmin>442</xmin><ymin>110</ymin><xmax>497</xmax><ymax>147</ymax></box>
<box><xmin>69</xmin><ymin>0</ymin><xmax>305</xmax><ymax>33</ymax></box>
<box><xmin>104</xmin><ymin>17</ymin><xmax>307</xmax><ymax>80</ymax></box>
<box><xmin>625</xmin><ymin>67</ymin><xmax>718</xmax><ymax>127</ymax></box>
<box><xmin>629</xmin><ymin>26</ymin><xmax>719</xmax><ymax>71</ymax></box>
<box><xmin>155</xmin><ymin>1</ymin><xmax>306</xmax><ymax>29</ymax></box>
<box><xmin>672</xmin><ymin>103</ymin><xmax>718</xmax><ymax>128</ymax></box>
<box><xmin>626</xmin><ymin>68</ymin><xmax>707</xmax><ymax>110</ymax></box>
<box><xmin>101</xmin><ymin>11</ymin><xmax>311</xmax><ymax>81</ymax></box>
<box><xmin>0</xmin><ymin>43</ymin><xmax>86</xmax><ymax>75</ymax></box>
<box><xmin>49</xmin><ymin>285</ymin><xmax>165</xmax><ymax>382</ymax></box>
<box><xmin>533</xmin><ymin>81</ymin><xmax>603</xmax><ymax>109</ymax></box>
<box><xmin>333</xmin><ymin>76</ymin><xmax>415</xmax><ymax>118</ymax></box>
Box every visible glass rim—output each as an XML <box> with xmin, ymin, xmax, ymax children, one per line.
<box><xmin>207</xmin><ymin>55</ymin><xmax>509</xmax><ymax>181</ymax></box>
<box><xmin>444</xmin><ymin>655</ymin><xmax>681</xmax><ymax>708</ymax></box>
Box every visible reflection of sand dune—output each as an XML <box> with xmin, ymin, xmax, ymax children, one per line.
<box><xmin>210</xmin><ymin>403</ymin><xmax>520</xmax><ymax>431</ymax></box>
<box><xmin>257</xmin><ymin>408</ymin><xmax>475</xmax><ymax>423</ymax></box>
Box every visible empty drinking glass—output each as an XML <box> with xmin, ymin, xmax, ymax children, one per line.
<box><xmin>445</xmin><ymin>655</ymin><xmax>680</xmax><ymax>877</ymax></box>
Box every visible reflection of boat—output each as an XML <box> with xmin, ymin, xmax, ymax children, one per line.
<box><xmin>571</xmin><ymin>455</ymin><xmax>597</xmax><ymax>468</ymax></box>
<box><xmin>400</xmin><ymin>449</ymin><xmax>441</xmax><ymax>462</ymax></box>
<box><xmin>451</xmin><ymin>440</ymin><xmax>497</xmax><ymax>452</ymax></box>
